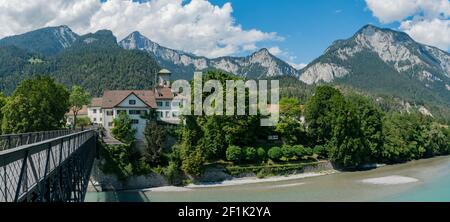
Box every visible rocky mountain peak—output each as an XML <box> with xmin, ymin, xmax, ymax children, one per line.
<box><xmin>250</xmin><ymin>48</ymin><xmax>275</xmax><ymax>62</ymax></box>
<box><xmin>299</xmin><ymin>24</ymin><xmax>450</xmax><ymax>108</ymax></box>
<box><xmin>0</xmin><ymin>25</ymin><xmax>79</xmax><ymax>56</ymax></box>
<box><xmin>253</xmin><ymin>48</ymin><xmax>271</xmax><ymax>55</ymax></box>
<box><xmin>119</xmin><ymin>32</ymin><xmax>299</xmax><ymax>79</ymax></box>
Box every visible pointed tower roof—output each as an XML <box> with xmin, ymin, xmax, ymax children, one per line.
<box><xmin>158</xmin><ymin>69</ymin><xmax>171</xmax><ymax>75</ymax></box>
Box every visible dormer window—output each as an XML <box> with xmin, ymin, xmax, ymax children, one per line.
<box><xmin>129</xmin><ymin>100</ymin><xmax>136</xmax><ymax>105</ymax></box>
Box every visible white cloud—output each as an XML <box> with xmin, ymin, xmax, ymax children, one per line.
<box><xmin>0</xmin><ymin>0</ymin><xmax>281</xmax><ymax>58</ymax></box>
<box><xmin>266</xmin><ymin>46</ymin><xmax>306</xmax><ymax>69</ymax></box>
<box><xmin>365</xmin><ymin>0</ymin><xmax>450</xmax><ymax>50</ymax></box>
<box><xmin>400</xmin><ymin>19</ymin><xmax>450</xmax><ymax>50</ymax></box>
<box><xmin>365</xmin><ymin>0</ymin><xmax>420</xmax><ymax>23</ymax></box>
<box><xmin>268</xmin><ymin>47</ymin><xmax>282</xmax><ymax>56</ymax></box>
<box><xmin>288</xmin><ymin>62</ymin><xmax>307</xmax><ymax>70</ymax></box>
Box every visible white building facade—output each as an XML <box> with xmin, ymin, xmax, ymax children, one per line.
<box><xmin>87</xmin><ymin>69</ymin><xmax>183</xmax><ymax>141</ymax></box>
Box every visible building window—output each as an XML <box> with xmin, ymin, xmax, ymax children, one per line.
<box><xmin>129</xmin><ymin>110</ymin><xmax>146</xmax><ymax>115</ymax></box>
<box><xmin>106</xmin><ymin>110</ymin><xmax>113</xmax><ymax>116</ymax></box>
<box><xmin>157</xmin><ymin>101</ymin><xmax>163</xmax><ymax>107</ymax></box>
<box><xmin>93</xmin><ymin>118</ymin><xmax>97</xmax><ymax>122</ymax></box>
<box><xmin>100</xmin><ymin>118</ymin><xmax>102</xmax><ymax>121</ymax></box>
<box><xmin>129</xmin><ymin>100</ymin><xmax>136</xmax><ymax>105</ymax></box>
<box><xmin>100</xmin><ymin>109</ymin><xmax>103</xmax><ymax>114</ymax></box>
<box><xmin>108</xmin><ymin>122</ymin><xmax>113</xmax><ymax>127</ymax></box>
<box><xmin>165</xmin><ymin>111</ymin><xmax>170</xmax><ymax>118</ymax></box>
<box><xmin>131</xmin><ymin>119</ymin><xmax>139</xmax><ymax>125</ymax></box>
<box><xmin>93</xmin><ymin>109</ymin><xmax>97</xmax><ymax>114</ymax></box>
<box><xmin>268</xmin><ymin>135</ymin><xmax>279</xmax><ymax>141</ymax></box>
<box><xmin>172</xmin><ymin>112</ymin><xmax>178</xmax><ymax>117</ymax></box>
<box><xmin>165</xmin><ymin>101</ymin><xmax>170</xmax><ymax>107</ymax></box>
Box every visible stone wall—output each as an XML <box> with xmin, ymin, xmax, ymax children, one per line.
<box><xmin>88</xmin><ymin>160</ymin><xmax>169</xmax><ymax>191</ymax></box>
<box><xmin>89</xmin><ymin>160</ymin><xmax>335</xmax><ymax>191</ymax></box>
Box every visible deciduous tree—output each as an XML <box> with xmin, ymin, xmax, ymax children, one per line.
<box><xmin>111</xmin><ymin>112</ymin><xmax>136</xmax><ymax>144</ymax></box>
<box><xmin>1</xmin><ymin>76</ymin><xmax>69</xmax><ymax>133</ymax></box>
<box><xmin>69</xmin><ymin>85</ymin><xmax>91</xmax><ymax>129</ymax></box>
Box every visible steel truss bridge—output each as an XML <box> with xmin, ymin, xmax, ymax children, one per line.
<box><xmin>0</xmin><ymin>130</ymin><xmax>98</xmax><ymax>202</ymax></box>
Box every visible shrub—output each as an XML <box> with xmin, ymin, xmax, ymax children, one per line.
<box><xmin>243</xmin><ymin>147</ymin><xmax>257</xmax><ymax>163</ymax></box>
<box><xmin>99</xmin><ymin>143</ymin><xmax>134</xmax><ymax>181</ymax></box>
<box><xmin>181</xmin><ymin>149</ymin><xmax>205</xmax><ymax>177</ymax></box>
<box><xmin>76</xmin><ymin>117</ymin><xmax>91</xmax><ymax>128</ymax></box>
<box><xmin>133</xmin><ymin>158</ymin><xmax>152</xmax><ymax>175</ymax></box>
<box><xmin>164</xmin><ymin>161</ymin><xmax>182</xmax><ymax>185</ymax></box>
<box><xmin>303</xmin><ymin>147</ymin><xmax>314</xmax><ymax>156</ymax></box>
<box><xmin>314</xmin><ymin>145</ymin><xmax>329</xmax><ymax>159</ymax></box>
<box><xmin>226</xmin><ymin>162</ymin><xmax>318</xmax><ymax>176</ymax></box>
<box><xmin>256</xmin><ymin>168</ymin><xmax>272</xmax><ymax>179</ymax></box>
<box><xmin>293</xmin><ymin>145</ymin><xmax>305</xmax><ymax>157</ymax></box>
<box><xmin>256</xmin><ymin>147</ymin><xmax>267</xmax><ymax>162</ymax></box>
<box><xmin>268</xmin><ymin>147</ymin><xmax>282</xmax><ymax>161</ymax></box>
<box><xmin>226</xmin><ymin>145</ymin><xmax>242</xmax><ymax>163</ymax></box>
<box><xmin>281</xmin><ymin>145</ymin><xmax>296</xmax><ymax>161</ymax></box>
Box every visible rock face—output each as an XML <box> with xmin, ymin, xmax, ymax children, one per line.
<box><xmin>119</xmin><ymin>32</ymin><xmax>299</xmax><ymax>79</ymax></box>
<box><xmin>89</xmin><ymin>160</ymin><xmax>169</xmax><ymax>191</ymax></box>
<box><xmin>299</xmin><ymin>24</ymin><xmax>450</xmax><ymax>107</ymax></box>
<box><xmin>352</xmin><ymin>25</ymin><xmax>423</xmax><ymax>73</ymax></box>
<box><xmin>0</xmin><ymin>25</ymin><xmax>79</xmax><ymax>56</ymax></box>
<box><xmin>300</xmin><ymin>25</ymin><xmax>450</xmax><ymax>85</ymax></box>
<box><xmin>300</xmin><ymin>62</ymin><xmax>349</xmax><ymax>84</ymax></box>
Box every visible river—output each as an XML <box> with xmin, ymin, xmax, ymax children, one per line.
<box><xmin>85</xmin><ymin>156</ymin><xmax>450</xmax><ymax>202</ymax></box>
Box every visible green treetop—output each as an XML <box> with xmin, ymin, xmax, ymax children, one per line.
<box><xmin>111</xmin><ymin>112</ymin><xmax>136</xmax><ymax>145</ymax></box>
<box><xmin>1</xmin><ymin>76</ymin><xmax>70</xmax><ymax>133</ymax></box>
<box><xmin>69</xmin><ymin>85</ymin><xmax>91</xmax><ymax>129</ymax></box>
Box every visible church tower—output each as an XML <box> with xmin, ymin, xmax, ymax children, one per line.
<box><xmin>157</xmin><ymin>69</ymin><xmax>171</xmax><ymax>88</ymax></box>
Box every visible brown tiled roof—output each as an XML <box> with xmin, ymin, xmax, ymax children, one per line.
<box><xmin>155</xmin><ymin>87</ymin><xmax>174</xmax><ymax>100</ymax></box>
<box><xmin>90</xmin><ymin>98</ymin><xmax>103</xmax><ymax>107</ymax></box>
<box><xmin>101</xmin><ymin>90</ymin><xmax>157</xmax><ymax>108</ymax></box>
<box><xmin>66</xmin><ymin>105</ymin><xmax>88</xmax><ymax>116</ymax></box>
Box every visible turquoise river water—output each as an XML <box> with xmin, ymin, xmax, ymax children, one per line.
<box><xmin>85</xmin><ymin>156</ymin><xmax>450</xmax><ymax>202</ymax></box>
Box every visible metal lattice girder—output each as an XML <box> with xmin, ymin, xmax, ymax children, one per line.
<box><xmin>0</xmin><ymin>130</ymin><xmax>83</xmax><ymax>151</ymax></box>
<box><xmin>0</xmin><ymin>130</ymin><xmax>97</xmax><ymax>202</ymax></box>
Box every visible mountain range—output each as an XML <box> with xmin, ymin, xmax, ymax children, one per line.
<box><xmin>119</xmin><ymin>31</ymin><xmax>298</xmax><ymax>80</ymax></box>
<box><xmin>301</xmin><ymin>25</ymin><xmax>450</xmax><ymax>106</ymax></box>
<box><xmin>0</xmin><ymin>24</ymin><xmax>449</xmax><ymax>119</ymax></box>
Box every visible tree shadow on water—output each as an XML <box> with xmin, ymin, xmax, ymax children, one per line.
<box><xmin>103</xmin><ymin>191</ymin><xmax>150</xmax><ymax>202</ymax></box>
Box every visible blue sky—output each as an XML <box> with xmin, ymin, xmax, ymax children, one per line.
<box><xmin>209</xmin><ymin>0</ymin><xmax>399</xmax><ymax>64</ymax></box>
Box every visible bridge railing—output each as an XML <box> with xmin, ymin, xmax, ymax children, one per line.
<box><xmin>0</xmin><ymin>129</ymin><xmax>81</xmax><ymax>151</ymax></box>
<box><xmin>0</xmin><ymin>130</ymin><xmax>97</xmax><ymax>202</ymax></box>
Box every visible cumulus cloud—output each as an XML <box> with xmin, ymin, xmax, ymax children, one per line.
<box><xmin>288</xmin><ymin>62</ymin><xmax>307</xmax><ymax>70</ymax></box>
<box><xmin>365</xmin><ymin>0</ymin><xmax>450</xmax><ymax>50</ymax></box>
<box><xmin>400</xmin><ymin>19</ymin><xmax>450</xmax><ymax>50</ymax></box>
<box><xmin>365</xmin><ymin>0</ymin><xmax>420</xmax><ymax>23</ymax></box>
<box><xmin>266</xmin><ymin>46</ymin><xmax>306</xmax><ymax>69</ymax></box>
<box><xmin>268</xmin><ymin>47</ymin><xmax>282</xmax><ymax>56</ymax></box>
<box><xmin>0</xmin><ymin>0</ymin><xmax>281</xmax><ymax>58</ymax></box>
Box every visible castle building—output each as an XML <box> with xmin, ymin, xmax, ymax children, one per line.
<box><xmin>84</xmin><ymin>69</ymin><xmax>184</xmax><ymax>140</ymax></box>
